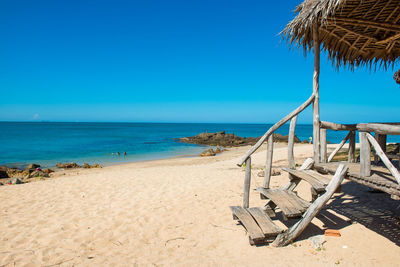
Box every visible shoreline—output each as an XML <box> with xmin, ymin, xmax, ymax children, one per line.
<box><xmin>1</xmin><ymin>142</ymin><xmax>399</xmax><ymax>266</ymax></box>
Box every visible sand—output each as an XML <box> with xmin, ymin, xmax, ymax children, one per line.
<box><xmin>1</xmin><ymin>143</ymin><xmax>400</xmax><ymax>266</ymax></box>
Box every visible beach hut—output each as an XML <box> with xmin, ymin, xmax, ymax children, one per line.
<box><xmin>231</xmin><ymin>0</ymin><xmax>400</xmax><ymax>246</ymax></box>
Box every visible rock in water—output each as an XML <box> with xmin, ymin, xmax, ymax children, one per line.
<box><xmin>178</xmin><ymin>131</ymin><xmax>302</xmax><ymax>147</ymax></box>
<box><xmin>199</xmin><ymin>149</ymin><xmax>216</xmax><ymax>157</ymax></box>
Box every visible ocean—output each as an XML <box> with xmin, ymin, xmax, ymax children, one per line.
<box><xmin>1</xmin><ymin>122</ymin><xmax>399</xmax><ymax>169</ymax></box>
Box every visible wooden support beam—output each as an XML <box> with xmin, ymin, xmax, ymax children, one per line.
<box><xmin>288</xmin><ymin>116</ymin><xmax>298</xmax><ymax>169</ymax></box>
<box><xmin>272</xmin><ymin>164</ymin><xmax>348</xmax><ymax>247</ymax></box>
<box><xmin>313</xmin><ymin>23</ymin><xmax>320</xmax><ymax>164</ymax></box>
<box><xmin>366</xmin><ymin>133</ymin><xmax>400</xmax><ymax>185</ymax></box>
<box><xmin>320</xmin><ymin>128</ymin><xmax>327</xmax><ymax>163</ymax></box>
<box><xmin>348</xmin><ymin>131</ymin><xmax>356</xmax><ymax>163</ymax></box>
<box><xmin>243</xmin><ymin>157</ymin><xmax>252</xmax><ymax>208</ymax></box>
<box><xmin>327</xmin><ymin>131</ymin><xmax>352</xmax><ymax>162</ymax></box>
<box><xmin>237</xmin><ymin>94</ymin><xmax>315</xmax><ymax>166</ymax></box>
<box><xmin>360</xmin><ymin>132</ymin><xmax>371</xmax><ymax>177</ymax></box>
<box><xmin>263</xmin><ymin>135</ymin><xmax>274</xmax><ymax>188</ymax></box>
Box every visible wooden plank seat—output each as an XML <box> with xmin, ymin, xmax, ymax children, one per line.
<box><xmin>256</xmin><ymin>188</ymin><xmax>311</xmax><ymax>218</ymax></box>
<box><xmin>282</xmin><ymin>168</ymin><xmax>331</xmax><ymax>192</ymax></box>
<box><xmin>230</xmin><ymin>206</ymin><xmax>283</xmax><ymax>245</ymax></box>
<box><xmin>282</xmin><ymin>168</ymin><xmax>334</xmax><ymax>200</ymax></box>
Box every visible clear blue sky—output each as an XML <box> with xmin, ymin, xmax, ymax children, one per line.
<box><xmin>1</xmin><ymin>0</ymin><xmax>399</xmax><ymax>123</ymax></box>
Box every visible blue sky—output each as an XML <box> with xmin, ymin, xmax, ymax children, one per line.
<box><xmin>1</xmin><ymin>0</ymin><xmax>399</xmax><ymax>123</ymax></box>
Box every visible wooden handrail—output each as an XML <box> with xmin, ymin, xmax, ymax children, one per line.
<box><xmin>237</xmin><ymin>93</ymin><xmax>315</xmax><ymax>166</ymax></box>
<box><xmin>357</xmin><ymin>123</ymin><xmax>400</xmax><ymax>135</ymax></box>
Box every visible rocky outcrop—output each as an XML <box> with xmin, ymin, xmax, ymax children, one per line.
<box><xmin>56</xmin><ymin>162</ymin><xmax>80</xmax><ymax>169</ymax></box>
<box><xmin>178</xmin><ymin>131</ymin><xmax>302</xmax><ymax>147</ymax></box>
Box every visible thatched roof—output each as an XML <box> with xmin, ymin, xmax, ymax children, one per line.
<box><xmin>282</xmin><ymin>0</ymin><xmax>400</xmax><ymax>69</ymax></box>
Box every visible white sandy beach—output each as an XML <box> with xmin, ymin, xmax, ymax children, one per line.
<box><xmin>1</xmin><ymin>143</ymin><xmax>400</xmax><ymax>266</ymax></box>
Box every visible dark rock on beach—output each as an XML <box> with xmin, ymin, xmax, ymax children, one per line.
<box><xmin>56</xmin><ymin>162</ymin><xmax>80</xmax><ymax>169</ymax></box>
<box><xmin>26</xmin><ymin>163</ymin><xmax>40</xmax><ymax>170</ymax></box>
<box><xmin>43</xmin><ymin>168</ymin><xmax>55</xmax><ymax>174</ymax></box>
<box><xmin>178</xmin><ymin>131</ymin><xmax>302</xmax><ymax>147</ymax></box>
<box><xmin>200</xmin><ymin>148</ymin><xmax>217</xmax><ymax>157</ymax></box>
<box><xmin>83</xmin><ymin>163</ymin><xmax>102</xmax><ymax>169</ymax></box>
<box><xmin>0</xmin><ymin>166</ymin><xmax>9</xmax><ymax>178</ymax></box>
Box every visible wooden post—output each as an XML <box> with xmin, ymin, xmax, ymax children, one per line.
<box><xmin>263</xmin><ymin>135</ymin><xmax>274</xmax><ymax>188</ymax></box>
<box><xmin>348</xmin><ymin>131</ymin><xmax>356</xmax><ymax>163</ymax></box>
<box><xmin>288</xmin><ymin>116</ymin><xmax>298</xmax><ymax>169</ymax></box>
<box><xmin>360</xmin><ymin>132</ymin><xmax>371</xmax><ymax>177</ymax></box>
<box><xmin>312</xmin><ymin>23</ymin><xmax>321</xmax><ymax>164</ymax></box>
<box><xmin>243</xmin><ymin>157</ymin><xmax>252</xmax><ymax>208</ymax></box>
<box><xmin>320</xmin><ymin>128</ymin><xmax>327</xmax><ymax>163</ymax></box>
<box><xmin>374</xmin><ymin>133</ymin><xmax>387</xmax><ymax>163</ymax></box>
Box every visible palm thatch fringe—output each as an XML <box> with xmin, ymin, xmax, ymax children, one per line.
<box><xmin>282</xmin><ymin>0</ymin><xmax>400</xmax><ymax>70</ymax></box>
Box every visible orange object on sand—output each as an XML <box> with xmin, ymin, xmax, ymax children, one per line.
<box><xmin>325</xmin><ymin>229</ymin><xmax>341</xmax><ymax>237</ymax></box>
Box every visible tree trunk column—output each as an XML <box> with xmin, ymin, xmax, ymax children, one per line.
<box><xmin>313</xmin><ymin>23</ymin><xmax>321</xmax><ymax>163</ymax></box>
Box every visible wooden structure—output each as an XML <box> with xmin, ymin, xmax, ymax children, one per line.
<box><xmin>231</xmin><ymin>0</ymin><xmax>400</xmax><ymax>246</ymax></box>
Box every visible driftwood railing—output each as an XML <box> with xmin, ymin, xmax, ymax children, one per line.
<box><xmin>321</xmin><ymin>121</ymin><xmax>400</xmax><ymax>184</ymax></box>
<box><xmin>239</xmin><ymin>94</ymin><xmax>315</xmax><ymax>208</ymax></box>
<box><xmin>240</xmin><ymin>112</ymin><xmax>400</xmax><ymax>208</ymax></box>
<box><xmin>320</xmin><ymin>121</ymin><xmax>356</xmax><ymax>163</ymax></box>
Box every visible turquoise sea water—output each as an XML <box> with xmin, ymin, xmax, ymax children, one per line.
<box><xmin>1</xmin><ymin>122</ymin><xmax>399</xmax><ymax>168</ymax></box>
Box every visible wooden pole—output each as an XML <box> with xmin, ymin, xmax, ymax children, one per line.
<box><xmin>348</xmin><ymin>131</ymin><xmax>356</xmax><ymax>163</ymax></box>
<box><xmin>288</xmin><ymin>116</ymin><xmax>298</xmax><ymax>169</ymax></box>
<box><xmin>320</xmin><ymin>128</ymin><xmax>327</xmax><ymax>163</ymax></box>
<box><xmin>243</xmin><ymin>157</ymin><xmax>252</xmax><ymax>208</ymax></box>
<box><xmin>263</xmin><ymin>135</ymin><xmax>274</xmax><ymax>188</ymax></box>
<box><xmin>312</xmin><ymin>23</ymin><xmax>321</xmax><ymax>164</ymax></box>
<box><xmin>360</xmin><ymin>132</ymin><xmax>371</xmax><ymax>177</ymax></box>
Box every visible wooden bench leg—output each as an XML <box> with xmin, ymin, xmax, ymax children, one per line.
<box><xmin>263</xmin><ymin>201</ymin><xmax>277</xmax><ymax>217</ymax></box>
